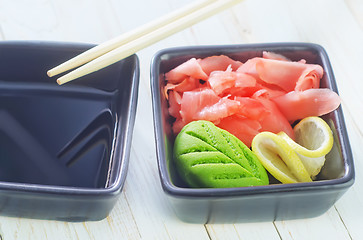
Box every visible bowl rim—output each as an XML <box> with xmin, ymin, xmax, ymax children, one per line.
<box><xmin>0</xmin><ymin>40</ymin><xmax>140</xmax><ymax>197</ymax></box>
<box><xmin>151</xmin><ymin>42</ymin><xmax>355</xmax><ymax>198</ymax></box>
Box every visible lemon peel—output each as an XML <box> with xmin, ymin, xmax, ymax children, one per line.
<box><xmin>251</xmin><ymin>132</ymin><xmax>312</xmax><ymax>184</ymax></box>
<box><xmin>252</xmin><ymin>117</ymin><xmax>334</xmax><ymax>183</ymax></box>
<box><xmin>278</xmin><ymin>116</ymin><xmax>334</xmax><ymax>178</ymax></box>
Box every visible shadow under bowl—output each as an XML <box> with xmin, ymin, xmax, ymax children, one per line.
<box><xmin>0</xmin><ymin>41</ymin><xmax>139</xmax><ymax>221</ymax></box>
<box><xmin>150</xmin><ymin>42</ymin><xmax>355</xmax><ymax>223</ymax></box>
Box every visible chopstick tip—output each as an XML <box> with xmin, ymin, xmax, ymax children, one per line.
<box><xmin>47</xmin><ymin>70</ymin><xmax>55</xmax><ymax>77</ymax></box>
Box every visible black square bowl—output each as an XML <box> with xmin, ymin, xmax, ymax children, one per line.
<box><xmin>150</xmin><ymin>43</ymin><xmax>355</xmax><ymax>223</ymax></box>
<box><xmin>0</xmin><ymin>41</ymin><xmax>139</xmax><ymax>221</ymax></box>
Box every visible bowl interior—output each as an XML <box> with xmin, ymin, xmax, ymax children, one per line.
<box><xmin>152</xmin><ymin>43</ymin><xmax>354</xmax><ymax>193</ymax></box>
<box><xmin>0</xmin><ymin>41</ymin><xmax>138</xmax><ymax>189</ymax></box>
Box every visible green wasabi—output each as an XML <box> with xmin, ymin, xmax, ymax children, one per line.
<box><xmin>173</xmin><ymin>120</ymin><xmax>269</xmax><ymax>188</ymax></box>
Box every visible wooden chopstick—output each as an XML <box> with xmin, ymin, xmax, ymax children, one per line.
<box><xmin>47</xmin><ymin>0</ymin><xmax>217</xmax><ymax>79</ymax></box>
<box><xmin>50</xmin><ymin>0</ymin><xmax>243</xmax><ymax>85</ymax></box>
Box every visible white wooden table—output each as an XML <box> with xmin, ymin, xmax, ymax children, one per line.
<box><xmin>0</xmin><ymin>0</ymin><xmax>362</xmax><ymax>239</ymax></box>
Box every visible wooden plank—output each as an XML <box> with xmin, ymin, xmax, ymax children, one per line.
<box><xmin>0</xmin><ymin>26</ymin><xmax>4</xmax><ymax>40</ymax></box>
<box><xmin>345</xmin><ymin>0</ymin><xmax>363</xmax><ymax>30</ymax></box>
<box><xmin>206</xmin><ymin>223</ymin><xmax>281</xmax><ymax>240</ymax></box>
<box><xmin>0</xmin><ymin>0</ymin><xmax>121</xmax><ymax>42</ymax></box>
<box><xmin>47</xmin><ymin>0</ymin><xmax>122</xmax><ymax>43</ymax></box>
<box><xmin>334</xmin><ymin>112</ymin><xmax>363</xmax><ymax>240</ymax></box>
<box><xmin>274</xmin><ymin>208</ymin><xmax>351</xmax><ymax>240</ymax></box>
<box><xmin>0</xmin><ymin>193</ymin><xmax>141</xmax><ymax>240</ymax></box>
<box><xmin>0</xmin><ymin>217</ymin><xmax>82</xmax><ymax>240</ymax></box>
<box><xmin>324</xmin><ymin>2</ymin><xmax>363</xmax><ymax>237</ymax></box>
<box><xmin>80</xmin><ymin>193</ymin><xmax>141</xmax><ymax>239</ymax></box>
<box><xmin>0</xmin><ymin>0</ymin><xmax>57</xmax><ymax>40</ymax></box>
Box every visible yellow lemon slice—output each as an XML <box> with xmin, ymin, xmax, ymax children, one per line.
<box><xmin>279</xmin><ymin>117</ymin><xmax>333</xmax><ymax>158</ymax></box>
<box><xmin>277</xmin><ymin>116</ymin><xmax>333</xmax><ymax>178</ymax></box>
<box><xmin>251</xmin><ymin>132</ymin><xmax>312</xmax><ymax>184</ymax></box>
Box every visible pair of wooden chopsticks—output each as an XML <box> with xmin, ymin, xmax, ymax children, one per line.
<box><xmin>47</xmin><ymin>0</ymin><xmax>243</xmax><ymax>85</ymax></box>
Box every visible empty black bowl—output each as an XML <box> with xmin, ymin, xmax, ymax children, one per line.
<box><xmin>150</xmin><ymin>43</ymin><xmax>355</xmax><ymax>223</ymax></box>
<box><xmin>0</xmin><ymin>41</ymin><xmax>139</xmax><ymax>221</ymax></box>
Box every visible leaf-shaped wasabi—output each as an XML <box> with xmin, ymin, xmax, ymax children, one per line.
<box><xmin>173</xmin><ymin>120</ymin><xmax>269</xmax><ymax>188</ymax></box>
